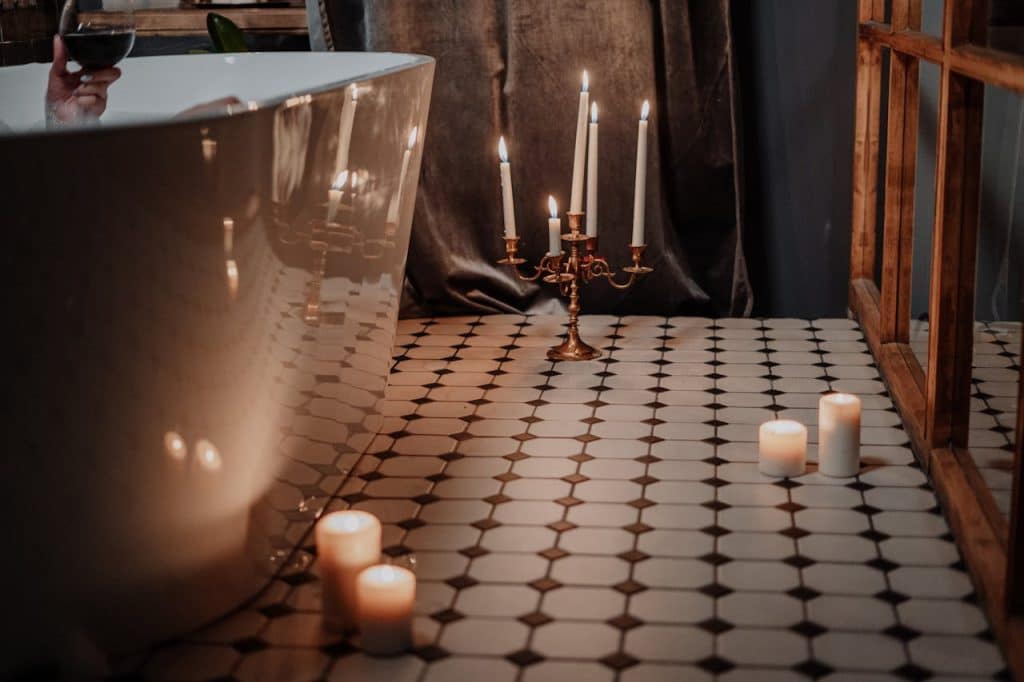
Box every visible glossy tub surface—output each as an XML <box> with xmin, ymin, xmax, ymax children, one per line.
<box><xmin>0</xmin><ymin>52</ymin><xmax>433</xmax><ymax>673</ymax></box>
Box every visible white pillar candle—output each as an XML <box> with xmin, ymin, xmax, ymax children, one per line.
<box><xmin>316</xmin><ymin>510</ymin><xmax>382</xmax><ymax>631</ymax></box>
<box><xmin>547</xmin><ymin>196</ymin><xmax>562</xmax><ymax>256</ymax></box>
<box><xmin>818</xmin><ymin>393</ymin><xmax>862</xmax><ymax>477</ymax></box>
<box><xmin>356</xmin><ymin>564</ymin><xmax>416</xmax><ymax>656</ymax></box>
<box><xmin>570</xmin><ymin>70</ymin><xmax>590</xmax><ymax>213</ymax></box>
<box><xmin>758</xmin><ymin>420</ymin><xmax>807</xmax><ymax>478</ymax></box>
<box><xmin>327</xmin><ymin>170</ymin><xmax>348</xmax><ymax>224</ymax></box>
<box><xmin>498</xmin><ymin>136</ymin><xmax>517</xmax><ymax>239</ymax></box>
<box><xmin>334</xmin><ymin>84</ymin><xmax>358</xmax><ymax>175</ymax></box>
<box><xmin>386</xmin><ymin>126</ymin><xmax>418</xmax><ymax>225</ymax></box>
<box><xmin>631</xmin><ymin>100</ymin><xmax>650</xmax><ymax>246</ymax></box>
<box><xmin>585</xmin><ymin>102</ymin><xmax>598</xmax><ymax>238</ymax></box>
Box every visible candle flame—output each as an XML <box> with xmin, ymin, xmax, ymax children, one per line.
<box><xmin>351</xmin><ymin>84</ymin><xmax>359</xmax><ymax>101</ymax></box>
<box><xmin>332</xmin><ymin>170</ymin><xmax>349</xmax><ymax>191</ymax></box>
<box><xmin>548</xmin><ymin>195</ymin><xmax>558</xmax><ymax>219</ymax></box>
<box><xmin>581</xmin><ymin>70</ymin><xmax>589</xmax><ymax>92</ymax></box>
<box><xmin>408</xmin><ymin>126</ymin><xmax>419</xmax><ymax>149</ymax></box>
<box><xmin>591</xmin><ymin>102</ymin><xmax>598</xmax><ymax>124</ymax></box>
<box><xmin>498</xmin><ymin>136</ymin><xmax>509</xmax><ymax>163</ymax></box>
<box><xmin>641</xmin><ymin>99</ymin><xmax>651</xmax><ymax>121</ymax></box>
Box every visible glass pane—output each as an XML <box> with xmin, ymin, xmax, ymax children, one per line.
<box><xmin>920</xmin><ymin>0</ymin><xmax>943</xmax><ymax>35</ymax></box>
<box><xmin>910</xmin><ymin>61</ymin><xmax>941</xmax><ymax>375</ymax></box>
<box><xmin>969</xmin><ymin>81</ymin><xmax>1024</xmax><ymax>522</ymax></box>
<box><xmin>971</xmin><ymin>0</ymin><xmax>1024</xmax><ymax>58</ymax></box>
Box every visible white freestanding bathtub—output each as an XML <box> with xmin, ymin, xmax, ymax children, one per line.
<box><xmin>0</xmin><ymin>52</ymin><xmax>433</xmax><ymax>675</ymax></box>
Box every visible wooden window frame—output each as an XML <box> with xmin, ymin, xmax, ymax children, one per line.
<box><xmin>850</xmin><ymin>0</ymin><xmax>1024</xmax><ymax>674</ymax></box>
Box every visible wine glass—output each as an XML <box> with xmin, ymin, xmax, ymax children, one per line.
<box><xmin>58</xmin><ymin>0</ymin><xmax>136</xmax><ymax>70</ymax></box>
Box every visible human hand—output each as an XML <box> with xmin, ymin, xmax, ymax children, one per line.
<box><xmin>46</xmin><ymin>34</ymin><xmax>122</xmax><ymax>125</ymax></box>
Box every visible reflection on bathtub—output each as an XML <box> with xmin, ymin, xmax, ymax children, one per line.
<box><xmin>163</xmin><ymin>431</ymin><xmax>187</xmax><ymax>461</ymax></box>
<box><xmin>195</xmin><ymin>439</ymin><xmax>222</xmax><ymax>472</ymax></box>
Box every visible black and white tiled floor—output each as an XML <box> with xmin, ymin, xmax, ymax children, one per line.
<box><xmin>911</xmin><ymin>321</ymin><xmax>1020</xmax><ymax>517</ymax></box>
<box><xmin>133</xmin><ymin>316</ymin><xmax>1010</xmax><ymax>681</ymax></box>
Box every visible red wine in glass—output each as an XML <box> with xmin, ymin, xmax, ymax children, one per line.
<box><xmin>59</xmin><ymin>0</ymin><xmax>136</xmax><ymax>69</ymax></box>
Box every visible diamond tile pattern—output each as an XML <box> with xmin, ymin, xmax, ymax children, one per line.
<box><xmin>132</xmin><ymin>316</ymin><xmax>1008</xmax><ymax>680</ymax></box>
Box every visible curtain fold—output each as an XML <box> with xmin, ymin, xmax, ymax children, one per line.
<box><xmin>316</xmin><ymin>0</ymin><xmax>751</xmax><ymax>317</ymax></box>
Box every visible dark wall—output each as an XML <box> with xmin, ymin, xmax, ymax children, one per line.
<box><xmin>732</xmin><ymin>0</ymin><xmax>858</xmax><ymax>318</ymax></box>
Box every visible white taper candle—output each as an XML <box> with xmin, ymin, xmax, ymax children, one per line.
<box><xmin>586</xmin><ymin>102</ymin><xmax>598</xmax><ymax>238</ymax></box>
<box><xmin>498</xmin><ymin>136</ymin><xmax>516</xmax><ymax>239</ymax></box>
<box><xmin>570</xmin><ymin>70</ymin><xmax>589</xmax><ymax>213</ymax></box>
<box><xmin>547</xmin><ymin>196</ymin><xmax>562</xmax><ymax>257</ymax></box>
<box><xmin>631</xmin><ymin>100</ymin><xmax>650</xmax><ymax>246</ymax></box>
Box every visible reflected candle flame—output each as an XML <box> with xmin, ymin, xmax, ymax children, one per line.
<box><xmin>201</xmin><ymin>138</ymin><xmax>217</xmax><ymax>163</ymax></box>
<box><xmin>332</xmin><ymin>170</ymin><xmax>349</xmax><ymax>191</ymax></box>
<box><xmin>223</xmin><ymin>217</ymin><xmax>234</xmax><ymax>254</ymax></box>
<box><xmin>641</xmin><ymin>99</ymin><xmax>650</xmax><ymax>121</ymax></box>
<box><xmin>548</xmin><ymin>195</ymin><xmax>558</xmax><ymax>219</ymax></box>
<box><xmin>226</xmin><ymin>259</ymin><xmax>239</xmax><ymax>299</ymax></box>
<box><xmin>196</xmin><ymin>439</ymin><xmax>222</xmax><ymax>471</ymax></box>
<box><xmin>163</xmin><ymin>432</ymin><xmax>186</xmax><ymax>461</ymax></box>
<box><xmin>498</xmin><ymin>136</ymin><xmax>509</xmax><ymax>163</ymax></box>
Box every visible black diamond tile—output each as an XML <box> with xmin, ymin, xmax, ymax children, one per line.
<box><xmin>439</xmin><ymin>452</ymin><xmax>465</xmax><ymax>462</ymax></box>
<box><xmin>702</xmin><ymin>500</ymin><xmax>731</xmax><ymax>511</ymax></box>
<box><xmin>773</xmin><ymin>478</ymin><xmax>803</xmax><ymax>489</ymax></box>
<box><xmin>893</xmin><ymin>663</ymin><xmax>933</xmax><ymax>680</ymax></box>
<box><xmin>699</xmin><ymin>582</ymin><xmax>734</xmax><ymax>598</ymax></box>
<box><xmin>702</xmin><ymin>477</ymin><xmax>730</xmax><ymax>488</ymax></box>
<box><xmin>696</xmin><ymin>655</ymin><xmax>735</xmax><ymax>675</ymax></box>
<box><xmin>554</xmin><ymin>495</ymin><xmax>583</xmax><ymax>507</ymax></box>
<box><xmin>782</xmin><ymin>555</ymin><xmax>815</xmax><ymax>570</ymax></box>
<box><xmin>506</xmin><ymin>649</ymin><xmax>544</xmax><ymax>667</ymax></box>
<box><xmin>853</xmin><ymin>503</ymin><xmax>882</xmax><ymax>515</ymax></box>
<box><xmin>231</xmin><ymin>636</ymin><xmax>269</xmax><ymax>654</ymax></box>
<box><xmin>790</xmin><ymin>620</ymin><xmax>827</xmax><ymax>638</ymax></box>
<box><xmin>548</xmin><ymin>520</ymin><xmax>577</xmax><ymax>533</ymax></box>
<box><xmin>413</xmin><ymin>493</ymin><xmax>440</xmax><ymax>505</ymax></box>
<box><xmin>787</xmin><ymin>586</ymin><xmax>822</xmax><ymax>601</ymax></box>
<box><xmin>414</xmin><ymin>645</ymin><xmax>450</xmax><ymax>663</ymax></box>
<box><xmin>779</xmin><ymin>526</ymin><xmax>811</xmax><ymax>540</ymax></box>
<box><xmin>599</xmin><ymin>652</ymin><xmax>639</xmax><ymax>671</ymax></box>
<box><xmin>703</xmin><ymin>436</ymin><xmax>730</xmax><ymax>446</ymax></box>
<box><xmin>703</xmin><ymin>456</ymin><xmax>728</xmax><ymax>466</ymax></box>
<box><xmin>382</xmin><ymin>544</ymin><xmax>412</xmax><ymax>558</ymax></box>
<box><xmin>698</xmin><ymin>552</ymin><xmax>732</xmax><ymax>567</ymax></box>
<box><xmin>562</xmin><ymin>473</ymin><xmax>589</xmax><ymax>484</ymax></box>
<box><xmin>445</xmin><ymin>575</ymin><xmax>479</xmax><ymax>590</ymax></box>
<box><xmin>846</xmin><ymin>480</ymin><xmax>873</xmax><ymax>491</ymax></box>
<box><xmin>569</xmin><ymin>453</ymin><xmax>594</xmax><ymax>463</ymax></box>
<box><xmin>884</xmin><ymin>624</ymin><xmax>921</xmax><ymax>642</ymax></box>
<box><xmin>632</xmin><ymin>475</ymin><xmax>659</xmax><ymax>486</ymax></box>
<box><xmin>519</xmin><ymin>611</ymin><xmax>553</xmax><ymax>627</ymax></box>
<box><xmin>430</xmin><ymin>608</ymin><xmax>464</xmax><ymax>624</ymax></box>
<box><xmin>460</xmin><ymin>546</ymin><xmax>489</xmax><ymax>559</ymax></box>
<box><xmin>529</xmin><ymin>577</ymin><xmax>562</xmax><ymax>593</ymax></box>
<box><xmin>874</xmin><ymin>588</ymin><xmax>910</xmax><ymax>605</ymax></box>
<box><xmin>607</xmin><ymin>614</ymin><xmax>643</xmax><ymax>631</ymax></box>
<box><xmin>793</xmin><ymin>659</ymin><xmax>834</xmax><ymax>679</ymax></box>
<box><xmin>700</xmin><ymin>524</ymin><xmax>731</xmax><ymax>537</ymax></box>
<box><xmin>397</xmin><ymin>518</ymin><xmax>427</xmax><ymax>531</ymax></box>
<box><xmin>613</xmin><ymin>579</ymin><xmax>647</xmax><ymax>595</ymax></box>
<box><xmin>623</xmin><ymin>522</ymin><xmax>654</xmax><ymax>534</ymax></box>
<box><xmin>626</xmin><ymin>499</ymin><xmax>656</xmax><ymax>511</ymax></box>
<box><xmin>258</xmin><ymin>602</ymin><xmax>295</xmax><ymax>619</ymax></box>
<box><xmin>696</xmin><ymin>617</ymin><xmax>734</xmax><ymax>634</ymax></box>
<box><xmin>859</xmin><ymin>528</ymin><xmax>891</xmax><ymax>543</ymax></box>
<box><xmin>484</xmin><ymin>493</ymin><xmax>512</xmax><ymax>505</ymax></box>
<box><xmin>618</xmin><ymin>549</ymin><xmax>650</xmax><ymax>563</ymax></box>
<box><xmin>539</xmin><ymin>547</ymin><xmax>569</xmax><ymax>561</ymax></box>
<box><xmin>472</xmin><ymin>518</ymin><xmax>501</xmax><ymax>531</ymax></box>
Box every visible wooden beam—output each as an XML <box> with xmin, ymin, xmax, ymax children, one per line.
<box><xmin>878</xmin><ymin>49</ymin><xmax>920</xmax><ymax>344</ymax></box>
<box><xmin>79</xmin><ymin>8</ymin><xmax>308</xmax><ymax>37</ymax></box>
<box><xmin>859</xmin><ymin>23</ymin><xmax>944</xmax><ymax>64</ymax></box>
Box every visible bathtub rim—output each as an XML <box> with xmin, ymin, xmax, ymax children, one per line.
<box><xmin>0</xmin><ymin>50</ymin><xmax>435</xmax><ymax>140</ymax></box>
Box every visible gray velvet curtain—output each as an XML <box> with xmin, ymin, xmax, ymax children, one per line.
<box><xmin>312</xmin><ymin>0</ymin><xmax>751</xmax><ymax>317</ymax></box>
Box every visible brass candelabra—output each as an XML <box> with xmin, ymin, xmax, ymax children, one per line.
<box><xmin>498</xmin><ymin>211</ymin><xmax>652</xmax><ymax>361</ymax></box>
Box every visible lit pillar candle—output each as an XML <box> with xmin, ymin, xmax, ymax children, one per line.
<box><xmin>570</xmin><ymin>70</ymin><xmax>590</xmax><ymax>213</ymax></box>
<box><xmin>585</xmin><ymin>102</ymin><xmax>598</xmax><ymax>238</ymax></box>
<box><xmin>356</xmin><ymin>564</ymin><xmax>415</xmax><ymax>656</ymax></box>
<box><xmin>547</xmin><ymin>196</ymin><xmax>562</xmax><ymax>256</ymax></box>
<box><xmin>335</xmin><ymin>84</ymin><xmax>358</xmax><ymax>175</ymax></box>
<box><xmin>327</xmin><ymin>170</ymin><xmax>348</xmax><ymax>224</ymax></box>
<box><xmin>818</xmin><ymin>393</ymin><xmax>862</xmax><ymax>477</ymax></box>
<box><xmin>386</xmin><ymin>126</ymin><xmax>418</xmax><ymax>225</ymax></box>
<box><xmin>758</xmin><ymin>420</ymin><xmax>807</xmax><ymax>478</ymax></box>
<box><xmin>631</xmin><ymin>100</ymin><xmax>650</xmax><ymax>246</ymax></box>
<box><xmin>498</xmin><ymin>136</ymin><xmax>517</xmax><ymax>239</ymax></box>
<box><xmin>316</xmin><ymin>510</ymin><xmax>382</xmax><ymax>631</ymax></box>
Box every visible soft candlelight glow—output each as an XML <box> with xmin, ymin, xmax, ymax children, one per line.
<box><xmin>641</xmin><ymin>99</ymin><xmax>650</xmax><ymax>120</ymax></box>
<box><xmin>548</xmin><ymin>195</ymin><xmax>558</xmax><ymax>218</ymax></box>
<box><xmin>316</xmin><ymin>510</ymin><xmax>382</xmax><ymax>631</ymax></box>
<box><xmin>818</xmin><ymin>393</ymin><xmax>862</xmax><ymax>477</ymax></box>
<box><xmin>407</xmin><ymin>126</ymin><xmax>418</xmax><ymax>149</ymax></box>
<box><xmin>758</xmin><ymin>420</ymin><xmax>807</xmax><ymax>478</ymax></box>
<box><xmin>356</xmin><ymin>564</ymin><xmax>416</xmax><ymax>656</ymax></box>
<box><xmin>498</xmin><ymin>136</ymin><xmax>509</xmax><ymax>163</ymax></box>
<box><xmin>195</xmin><ymin>439</ymin><xmax>222</xmax><ymax>471</ymax></box>
<box><xmin>547</xmin><ymin>195</ymin><xmax>562</xmax><ymax>256</ymax></box>
<box><xmin>163</xmin><ymin>432</ymin><xmax>186</xmax><ymax>461</ymax></box>
<box><xmin>332</xmin><ymin>170</ymin><xmax>349</xmax><ymax>191</ymax></box>
<box><xmin>222</xmin><ymin>217</ymin><xmax>234</xmax><ymax>253</ymax></box>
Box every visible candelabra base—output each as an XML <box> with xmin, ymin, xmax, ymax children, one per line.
<box><xmin>547</xmin><ymin>332</ymin><xmax>601</xmax><ymax>361</ymax></box>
